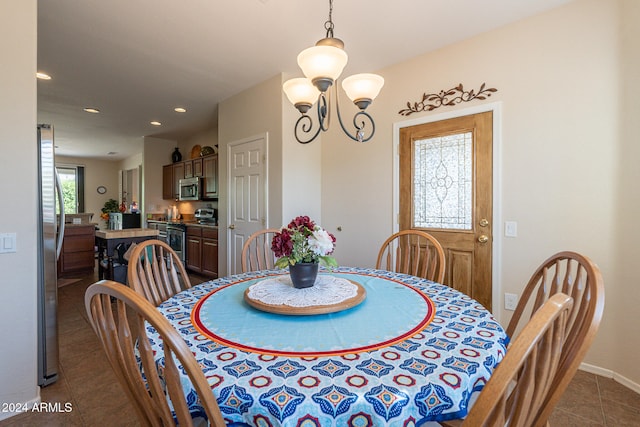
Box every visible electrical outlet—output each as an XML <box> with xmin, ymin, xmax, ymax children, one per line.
<box><xmin>505</xmin><ymin>293</ymin><xmax>518</xmax><ymax>311</ymax></box>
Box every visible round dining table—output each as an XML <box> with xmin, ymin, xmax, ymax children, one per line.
<box><xmin>147</xmin><ymin>266</ymin><xmax>509</xmax><ymax>427</ymax></box>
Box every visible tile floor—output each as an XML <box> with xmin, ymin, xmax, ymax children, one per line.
<box><xmin>2</xmin><ymin>269</ymin><xmax>639</xmax><ymax>426</ymax></box>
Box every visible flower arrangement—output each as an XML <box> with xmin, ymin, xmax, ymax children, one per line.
<box><xmin>272</xmin><ymin>216</ymin><xmax>338</xmax><ymax>269</ymax></box>
<box><xmin>100</xmin><ymin>198</ymin><xmax>120</xmax><ymax>222</ymax></box>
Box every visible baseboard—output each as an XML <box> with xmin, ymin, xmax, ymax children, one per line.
<box><xmin>580</xmin><ymin>362</ymin><xmax>640</xmax><ymax>395</ymax></box>
<box><xmin>0</xmin><ymin>396</ymin><xmax>41</xmax><ymax>421</ymax></box>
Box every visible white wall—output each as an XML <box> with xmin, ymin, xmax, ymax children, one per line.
<box><xmin>321</xmin><ymin>0</ymin><xmax>638</xmax><ymax>387</ymax></box>
<box><xmin>0</xmin><ymin>0</ymin><xmax>39</xmax><ymax>419</ymax></box>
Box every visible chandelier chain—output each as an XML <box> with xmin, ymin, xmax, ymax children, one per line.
<box><xmin>324</xmin><ymin>0</ymin><xmax>335</xmax><ymax>38</ymax></box>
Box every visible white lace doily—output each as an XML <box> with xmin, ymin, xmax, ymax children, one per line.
<box><xmin>246</xmin><ymin>275</ymin><xmax>358</xmax><ymax>307</ymax></box>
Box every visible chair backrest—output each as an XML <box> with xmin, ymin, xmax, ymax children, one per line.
<box><xmin>462</xmin><ymin>293</ymin><xmax>574</xmax><ymax>427</ymax></box>
<box><xmin>84</xmin><ymin>280</ymin><xmax>227</xmax><ymax>427</ymax></box>
<box><xmin>127</xmin><ymin>239</ymin><xmax>192</xmax><ymax>306</ymax></box>
<box><xmin>241</xmin><ymin>228</ymin><xmax>280</xmax><ymax>273</ymax></box>
<box><xmin>376</xmin><ymin>229</ymin><xmax>446</xmax><ymax>283</ymax></box>
<box><xmin>506</xmin><ymin>251</ymin><xmax>605</xmax><ymax>427</ymax></box>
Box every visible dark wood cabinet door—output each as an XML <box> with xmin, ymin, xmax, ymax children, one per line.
<box><xmin>162</xmin><ymin>164</ymin><xmax>173</xmax><ymax>200</ymax></box>
<box><xmin>173</xmin><ymin>162</ymin><xmax>185</xmax><ymax>199</ymax></box>
<box><xmin>202</xmin><ymin>238</ymin><xmax>218</xmax><ymax>277</ymax></box>
<box><xmin>184</xmin><ymin>160</ymin><xmax>194</xmax><ymax>178</ymax></box>
<box><xmin>186</xmin><ymin>236</ymin><xmax>202</xmax><ymax>273</ymax></box>
<box><xmin>203</xmin><ymin>155</ymin><xmax>218</xmax><ymax>199</ymax></box>
<box><xmin>193</xmin><ymin>158</ymin><xmax>203</xmax><ymax>177</ymax></box>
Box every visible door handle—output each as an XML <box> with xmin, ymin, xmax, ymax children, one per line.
<box><xmin>479</xmin><ymin>218</ymin><xmax>489</xmax><ymax>227</ymax></box>
<box><xmin>478</xmin><ymin>235</ymin><xmax>489</xmax><ymax>244</ymax></box>
<box><xmin>228</xmin><ymin>224</ymin><xmax>235</xmax><ymax>230</ymax></box>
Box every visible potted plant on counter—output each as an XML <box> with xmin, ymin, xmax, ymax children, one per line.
<box><xmin>271</xmin><ymin>216</ymin><xmax>338</xmax><ymax>288</ymax></box>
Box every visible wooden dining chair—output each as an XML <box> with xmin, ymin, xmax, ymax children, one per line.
<box><xmin>376</xmin><ymin>229</ymin><xmax>446</xmax><ymax>283</ymax></box>
<box><xmin>439</xmin><ymin>293</ymin><xmax>574</xmax><ymax>427</ymax></box>
<box><xmin>506</xmin><ymin>251</ymin><xmax>605</xmax><ymax>426</ymax></box>
<box><xmin>127</xmin><ymin>239</ymin><xmax>192</xmax><ymax>306</ymax></box>
<box><xmin>241</xmin><ymin>228</ymin><xmax>280</xmax><ymax>272</ymax></box>
<box><xmin>85</xmin><ymin>279</ymin><xmax>247</xmax><ymax>427</ymax></box>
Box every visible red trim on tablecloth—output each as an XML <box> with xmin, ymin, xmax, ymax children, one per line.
<box><xmin>190</xmin><ymin>272</ymin><xmax>436</xmax><ymax>357</ymax></box>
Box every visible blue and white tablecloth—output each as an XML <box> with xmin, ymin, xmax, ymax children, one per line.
<box><xmin>148</xmin><ymin>266</ymin><xmax>508</xmax><ymax>427</ymax></box>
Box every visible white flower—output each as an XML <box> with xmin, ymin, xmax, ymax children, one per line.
<box><xmin>308</xmin><ymin>229</ymin><xmax>334</xmax><ymax>256</ymax></box>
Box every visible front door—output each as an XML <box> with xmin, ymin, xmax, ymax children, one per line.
<box><xmin>399</xmin><ymin>111</ymin><xmax>493</xmax><ymax>310</ymax></box>
<box><xmin>227</xmin><ymin>134</ymin><xmax>267</xmax><ymax>275</ymax></box>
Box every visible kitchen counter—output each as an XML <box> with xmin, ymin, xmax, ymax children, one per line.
<box><xmin>95</xmin><ymin>228</ymin><xmax>159</xmax><ymax>239</ymax></box>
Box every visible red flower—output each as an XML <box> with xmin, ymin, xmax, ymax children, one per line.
<box><xmin>271</xmin><ymin>229</ymin><xmax>293</xmax><ymax>257</ymax></box>
<box><xmin>287</xmin><ymin>216</ymin><xmax>315</xmax><ymax>233</ymax></box>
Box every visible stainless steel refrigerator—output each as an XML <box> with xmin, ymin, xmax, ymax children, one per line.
<box><xmin>37</xmin><ymin>124</ymin><xmax>64</xmax><ymax>386</ymax></box>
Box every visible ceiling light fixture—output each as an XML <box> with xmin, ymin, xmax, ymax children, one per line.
<box><xmin>150</xmin><ymin>121</ymin><xmax>162</xmax><ymax>126</ymax></box>
<box><xmin>83</xmin><ymin>107</ymin><xmax>100</xmax><ymax>113</ymax></box>
<box><xmin>282</xmin><ymin>0</ymin><xmax>384</xmax><ymax>144</ymax></box>
<box><xmin>174</xmin><ymin>107</ymin><xmax>187</xmax><ymax>113</ymax></box>
<box><xmin>36</xmin><ymin>72</ymin><xmax>52</xmax><ymax>80</ymax></box>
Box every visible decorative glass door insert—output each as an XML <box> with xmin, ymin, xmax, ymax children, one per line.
<box><xmin>413</xmin><ymin>132</ymin><xmax>472</xmax><ymax>230</ymax></box>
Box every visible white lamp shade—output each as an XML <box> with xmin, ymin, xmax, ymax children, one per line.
<box><xmin>283</xmin><ymin>78</ymin><xmax>320</xmax><ymax>106</ymax></box>
<box><xmin>341</xmin><ymin>73</ymin><xmax>385</xmax><ymax>102</ymax></box>
<box><xmin>297</xmin><ymin>45</ymin><xmax>348</xmax><ymax>82</ymax></box>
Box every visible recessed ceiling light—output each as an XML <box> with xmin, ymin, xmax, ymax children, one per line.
<box><xmin>174</xmin><ymin>107</ymin><xmax>187</xmax><ymax>113</ymax></box>
<box><xmin>36</xmin><ymin>72</ymin><xmax>52</xmax><ymax>80</ymax></box>
<box><xmin>150</xmin><ymin>121</ymin><xmax>162</xmax><ymax>126</ymax></box>
<box><xmin>83</xmin><ymin>107</ymin><xmax>100</xmax><ymax>113</ymax></box>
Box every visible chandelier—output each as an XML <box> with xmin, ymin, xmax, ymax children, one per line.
<box><xmin>282</xmin><ymin>0</ymin><xmax>384</xmax><ymax>144</ymax></box>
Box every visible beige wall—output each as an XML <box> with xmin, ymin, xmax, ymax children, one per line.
<box><xmin>321</xmin><ymin>0</ymin><xmax>637</xmax><ymax>388</ymax></box>
<box><xmin>614</xmin><ymin>0</ymin><xmax>640</xmax><ymax>390</ymax></box>
<box><xmin>55</xmin><ymin>155</ymin><xmax>121</xmax><ymax>229</ymax></box>
<box><xmin>142</xmin><ymin>136</ymin><xmax>176</xmax><ymax>221</ymax></box>
<box><xmin>0</xmin><ymin>0</ymin><xmax>39</xmax><ymax>419</ymax></box>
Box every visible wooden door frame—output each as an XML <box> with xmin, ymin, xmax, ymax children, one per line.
<box><xmin>226</xmin><ymin>132</ymin><xmax>269</xmax><ymax>275</ymax></box>
<box><xmin>392</xmin><ymin>102</ymin><xmax>503</xmax><ymax>320</ymax></box>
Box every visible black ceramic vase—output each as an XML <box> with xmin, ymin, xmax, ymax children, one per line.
<box><xmin>289</xmin><ymin>262</ymin><xmax>319</xmax><ymax>289</ymax></box>
<box><xmin>172</xmin><ymin>147</ymin><xmax>182</xmax><ymax>163</ymax></box>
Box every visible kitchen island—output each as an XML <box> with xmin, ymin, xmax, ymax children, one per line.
<box><xmin>95</xmin><ymin>228</ymin><xmax>159</xmax><ymax>280</ymax></box>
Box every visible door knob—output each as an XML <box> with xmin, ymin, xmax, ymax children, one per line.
<box><xmin>228</xmin><ymin>224</ymin><xmax>235</xmax><ymax>230</ymax></box>
<box><xmin>477</xmin><ymin>235</ymin><xmax>489</xmax><ymax>243</ymax></box>
<box><xmin>479</xmin><ymin>218</ymin><xmax>489</xmax><ymax>227</ymax></box>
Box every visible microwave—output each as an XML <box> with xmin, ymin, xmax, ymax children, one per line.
<box><xmin>179</xmin><ymin>177</ymin><xmax>201</xmax><ymax>201</ymax></box>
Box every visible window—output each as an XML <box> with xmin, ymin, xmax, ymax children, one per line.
<box><xmin>56</xmin><ymin>165</ymin><xmax>85</xmax><ymax>214</ymax></box>
<box><xmin>412</xmin><ymin>132</ymin><xmax>473</xmax><ymax>230</ymax></box>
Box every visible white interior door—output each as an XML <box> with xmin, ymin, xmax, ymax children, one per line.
<box><xmin>227</xmin><ymin>134</ymin><xmax>267</xmax><ymax>275</ymax></box>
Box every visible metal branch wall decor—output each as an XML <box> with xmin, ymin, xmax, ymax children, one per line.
<box><xmin>399</xmin><ymin>83</ymin><xmax>498</xmax><ymax>116</ymax></box>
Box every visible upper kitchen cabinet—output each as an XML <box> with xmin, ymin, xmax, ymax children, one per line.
<box><xmin>185</xmin><ymin>157</ymin><xmax>203</xmax><ymax>178</ymax></box>
<box><xmin>162</xmin><ymin>153</ymin><xmax>217</xmax><ymax>200</ymax></box>
<box><xmin>203</xmin><ymin>155</ymin><xmax>218</xmax><ymax>199</ymax></box>
<box><xmin>162</xmin><ymin>162</ymin><xmax>185</xmax><ymax>200</ymax></box>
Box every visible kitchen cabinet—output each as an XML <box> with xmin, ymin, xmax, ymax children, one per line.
<box><xmin>185</xmin><ymin>225</ymin><xmax>218</xmax><ymax>278</ymax></box>
<box><xmin>57</xmin><ymin>224</ymin><xmax>95</xmax><ymax>277</ymax></box>
<box><xmin>163</xmin><ymin>154</ymin><xmax>213</xmax><ymax>200</ymax></box>
<box><xmin>203</xmin><ymin>155</ymin><xmax>218</xmax><ymax>199</ymax></box>
<box><xmin>184</xmin><ymin>158</ymin><xmax>203</xmax><ymax>178</ymax></box>
<box><xmin>162</xmin><ymin>164</ymin><xmax>173</xmax><ymax>200</ymax></box>
<box><xmin>186</xmin><ymin>226</ymin><xmax>202</xmax><ymax>273</ymax></box>
<box><xmin>201</xmin><ymin>227</ymin><xmax>218</xmax><ymax>277</ymax></box>
<box><xmin>173</xmin><ymin>162</ymin><xmax>184</xmax><ymax>199</ymax></box>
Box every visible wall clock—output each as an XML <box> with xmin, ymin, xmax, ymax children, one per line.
<box><xmin>97</xmin><ymin>185</ymin><xmax>107</xmax><ymax>194</ymax></box>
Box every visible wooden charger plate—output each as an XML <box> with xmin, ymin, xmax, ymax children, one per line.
<box><xmin>244</xmin><ymin>279</ymin><xmax>366</xmax><ymax>316</ymax></box>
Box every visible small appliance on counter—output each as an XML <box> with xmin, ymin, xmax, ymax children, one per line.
<box><xmin>195</xmin><ymin>208</ymin><xmax>216</xmax><ymax>225</ymax></box>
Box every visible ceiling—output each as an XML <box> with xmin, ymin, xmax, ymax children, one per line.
<box><xmin>37</xmin><ymin>0</ymin><xmax>573</xmax><ymax>160</ymax></box>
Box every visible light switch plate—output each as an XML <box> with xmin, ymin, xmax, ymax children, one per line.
<box><xmin>505</xmin><ymin>221</ymin><xmax>518</xmax><ymax>238</ymax></box>
<box><xmin>0</xmin><ymin>233</ymin><xmax>16</xmax><ymax>253</ymax></box>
